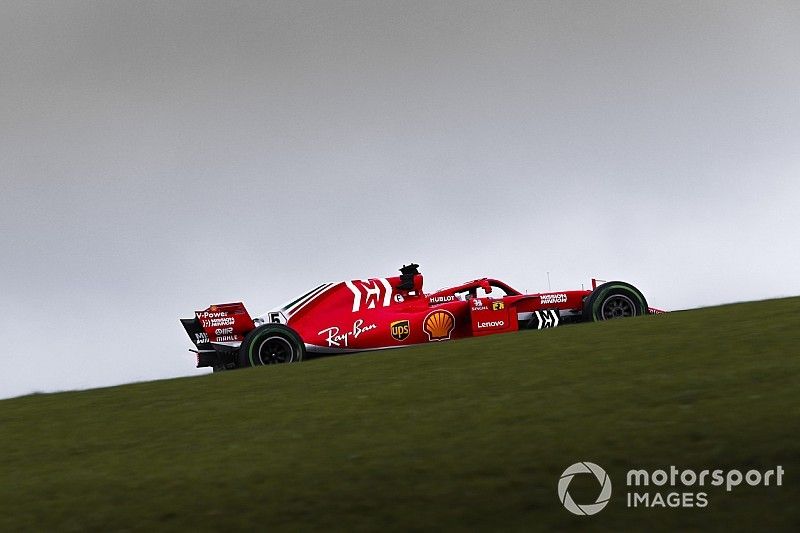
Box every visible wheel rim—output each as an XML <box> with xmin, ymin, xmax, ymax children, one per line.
<box><xmin>255</xmin><ymin>336</ymin><xmax>295</xmax><ymax>364</ymax></box>
<box><xmin>600</xmin><ymin>294</ymin><xmax>636</xmax><ymax>319</ymax></box>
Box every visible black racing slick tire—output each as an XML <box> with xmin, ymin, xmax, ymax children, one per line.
<box><xmin>238</xmin><ymin>324</ymin><xmax>305</xmax><ymax>367</ymax></box>
<box><xmin>583</xmin><ymin>281</ymin><xmax>648</xmax><ymax>322</ymax></box>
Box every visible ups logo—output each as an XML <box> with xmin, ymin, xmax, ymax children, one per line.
<box><xmin>390</xmin><ymin>320</ymin><xmax>410</xmax><ymax>341</ymax></box>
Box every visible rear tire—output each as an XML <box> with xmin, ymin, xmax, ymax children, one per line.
<box><xmin>583</xmin><ymin>281</ymin><xmax>648</xmax><ymax>322</ymax></box>
<box><xmin>238</xmin><ymin>324</ymin><xmax>305</xmax><ymax>367</ymax></box>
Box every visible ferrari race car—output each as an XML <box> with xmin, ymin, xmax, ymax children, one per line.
<box><xmin>181</xmin><ymin>264</ymin><xmax>661</xmax><ymax>371</ymax></box>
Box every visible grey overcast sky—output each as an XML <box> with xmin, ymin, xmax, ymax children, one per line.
<box><xmin>1</xmin><ymin>1</ymin><xmax>799</xmax><ymax>399</ymax></box>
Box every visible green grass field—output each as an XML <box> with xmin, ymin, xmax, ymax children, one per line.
<box><xmin>2</xmin><ymin>298</ymin><xmax>799</xmax><ymax>531</ymax></box>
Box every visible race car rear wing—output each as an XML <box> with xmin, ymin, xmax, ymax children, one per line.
<box><xmin>180</xmin><ymin>302</ymin><xmax>255</xmax><ymax>353</ymax></box>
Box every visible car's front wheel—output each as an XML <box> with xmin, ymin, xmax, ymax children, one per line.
<box><xmin>238</xmin><ymin>324</ymin><xmax>305</xmax><ymax>367</ymax></box>
<box><xmin>583</xmin><ymin>281</ymin><xmax>648</xmax><ymax>322</ymax></box>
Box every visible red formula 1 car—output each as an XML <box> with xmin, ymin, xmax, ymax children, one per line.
<box><xmin>181</xmin><ymin>264</ymin><xmax>660</xmax><ymax>371</ymax></box>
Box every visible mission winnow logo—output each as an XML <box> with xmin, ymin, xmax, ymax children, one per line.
<box><xmin>558</xmin><ymin>462</ymin><xmax>785</xmax><ymax>515</ymax></box>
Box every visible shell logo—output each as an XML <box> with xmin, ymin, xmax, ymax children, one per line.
<box><xmin>423</xmin><ymin>310</ymin><xmax>455</xmax><ymax>341</ymax></box>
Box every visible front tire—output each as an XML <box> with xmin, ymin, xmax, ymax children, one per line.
<box><xmin>583</xmin><ymin>281</ymin><xmax>648</xmax><ymax>322</ymax></box>
<box><xmin>238</xmin><ymin>324</ymin><xmax>305</xmax><ymax>367</ymax></box>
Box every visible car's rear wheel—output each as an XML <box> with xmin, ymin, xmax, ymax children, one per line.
<box><xmin>583</xmin><ymin>281</ymin><xmax>648</xmax><ymax>322</ymax></box>
<box><xmin>238</xmin><ymin>324</ymin><xmax>305</xmax><ymax>367</ymax></box>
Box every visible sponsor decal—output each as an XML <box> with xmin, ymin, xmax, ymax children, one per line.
<box><xmin>394</xmin><ymin>294</ymin><xmax>405</xmax><ymax>303</ymax></box>
<box><xmin>535</xmin><ymin>310</ymin><xmax>560</xmax><ymax>329</ymax></box>
<box><xmin>470</xmin><ymin>298</ymin><xmax>487</xmax><ymax>310</ymax></box>
<box><xmin>198</xmin><ymin>330</ymin><xmax>238</xmax><ymax>343</ymax></box>
<box><xmin>196</xmin><ymin>310</ymin><xmax>229</xmax><ymax>319</ymax></box>
<box><xmin>477</xmin><ymin>320</ymin><xmax>505</xmax><ymax>329</ymax></box>
<box><xmin>492</xmin><ymin>301</ymin><xmax>505</xmax><ymax>311</ymax></box>
<box><xmin>318</xmin><ymin>319</ymin><xmax>377</xmax><ymax>348</ymax></box>
<box><xmin>423</xmin><ymin>310</ymin><xmax>455</xmax><ymax>341</ymax></box>
<box><xmin>345</xmin><ymin>279</ymin><xmax>394</xmax><ymax>312</ymax></box>
<box><xmin>200</xmin><ymin>316</ymin><xmax>235</xmax><ymax>328</ymax></box>
<box><xmin>390</xmin><ymin>320</ymin><xmax>410</xmax><ymax>341</ymax></box>
<box><xmin>429</xmin><ymin>295</ymin><xmax>456</xmax><ymax>305</ymax></box>
<box><xmin>540</xmin><ymin>293</ymin><xmax>568</xmax><ymax>305</ymax></box>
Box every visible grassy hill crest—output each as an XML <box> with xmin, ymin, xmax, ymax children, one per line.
<box><xmin>2</xmin><ymin>297</ymin><xmax>799</xmax><ymax>531</ymax></box>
